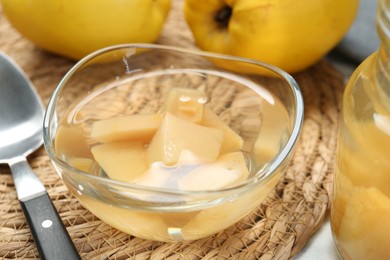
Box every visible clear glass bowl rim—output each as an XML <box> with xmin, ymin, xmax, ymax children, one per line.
<box><xmin>43</xmin><ymin>43</ymin><xmax>304</xmax><ymax>196</ymax></box>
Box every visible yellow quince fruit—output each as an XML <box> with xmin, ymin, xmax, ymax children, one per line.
<box><xmin>184</xmin><ymin>0</ymin><xmax>359</xmax><ymax>73</ymax></box>
<box><xmin>1</xmin><ymin>0</ymin><xmax>171</xmax><ymax>60</ymax></box>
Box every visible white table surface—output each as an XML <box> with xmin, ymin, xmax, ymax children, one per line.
<box><xmin>294</xmin><ymin>218</ymin><xmax>340</xmax><ymax>260</ymax></box>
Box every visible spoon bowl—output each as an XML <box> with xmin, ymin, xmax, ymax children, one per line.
<box><xmin>0</xmin><ymin>56</ymin><xmax>43</xmax><ymax>162</ymax></box>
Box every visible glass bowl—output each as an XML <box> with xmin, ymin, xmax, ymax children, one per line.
<box><xmin>43</xmin><ymin>44</ymin><xmax>303</xmax><ymax>242</ymax></box>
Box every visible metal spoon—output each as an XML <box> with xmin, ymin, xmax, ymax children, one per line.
<box><xmin>0</xmin><ymin>52</ymin><xmax>80</xmax><ymax>260</ymax></box>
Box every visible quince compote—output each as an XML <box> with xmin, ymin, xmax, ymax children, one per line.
<box><xmin>54</xmin><ymin>71</ymin><xmax>290</xmax><ymax>241</ymax></box>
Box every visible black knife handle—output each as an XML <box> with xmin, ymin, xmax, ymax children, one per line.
<box><xmin>20</xmin><ymin>192</ymin><xmax>81</xmax><ymax>260</ymax></box>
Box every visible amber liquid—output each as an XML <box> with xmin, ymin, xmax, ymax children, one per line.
<box><xmin>331</xmin><ymin>54</ymin><xmax>390</xmax><ymax>259</ymax></box>
<box><xmin>55</xmin><ymin>68</ymin><xmax>291</xmax><ymax>241</ymax></box>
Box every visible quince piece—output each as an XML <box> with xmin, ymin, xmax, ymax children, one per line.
<box><xmin>331</xmin><ymin>172</ymin><xmax>355</xmax><ymax>234</ymax></box>
<box><xmin>252</xmin><ymin>96</ymin><xmax>290</xmax><ymax>165</ymax></box>
<box><xmin>90</xmin><ymin>113</ymin><xmax>162</xmax><ymax>143</ymax></box>
<box><xmin>202</xmin><ymin>108</ymin><xmax>243</xmax><ymax>153</ymax></box>
<box><xmin>91</xmin><ymin>142</ymin><xmax>148</xmax><ymax>182</ymax></box>
<box><xmin>68</xmin><ymin>157</ymin><xmax>95</xmax><ymax>172</ymax></box>
<box><xmin>164</xmin><ymin>87</ymin><xmax>207</xmax><ymax>123</ymax></box>
<box><xmin>147</xmin><ymin>113</ymin><xmax>223</xmax><ymax>165</ymax></box>
<box><xmin>337</xmin><ymin>121</ymin><xmax>390</xmax><ymax>194</ymax></box>
<box><xmin>78</xmin><ymin>195</ymin><xmax>170</xmax><ymax>242</ymax></box>
<box><xmin>338</xmin><ymin>187</ymin><xmax>390</xmax><ymax>259</ymax></box>
<box><xmin>55</xmin><ymin>124</ymin><xmax>92</xmax><ymax>158</ymax></box>
<box><xmin>135</xmin><ymin>162</ymin><xmax>175</xmax><ymax>189</ymax></box>
<box><xmin>178</xmin><ymin>152</ymin><xmax>249</xmax><ymax>191</ymax></box>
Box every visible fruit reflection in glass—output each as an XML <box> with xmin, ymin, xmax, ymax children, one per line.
<box><xmin>44</xmin><ymin>44</ymin><xmax>303</xmax><ymax>242</ymax></box>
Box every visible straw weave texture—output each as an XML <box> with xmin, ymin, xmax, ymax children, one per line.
<box><xmin>0</xmin><ymin>1</ymin><xmax>345</xmax><ymax>259</ymax></box>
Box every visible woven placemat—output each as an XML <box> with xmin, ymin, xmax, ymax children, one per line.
<box><xmin>0</xmin><ymin>1</ymin><xmax>345</xmax><ymax>259</ymax></box>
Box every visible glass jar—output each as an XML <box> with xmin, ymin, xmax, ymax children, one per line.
<box><xmin>331</xmin><ymin>0</ymin><xmax>390</xmax><ymax>259</ymax></box>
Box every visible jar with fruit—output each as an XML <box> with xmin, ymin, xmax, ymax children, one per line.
<box><xmin>331</xmin><ymin>0</ymin><xmax>390</xmax><ymax>259</ymax></box>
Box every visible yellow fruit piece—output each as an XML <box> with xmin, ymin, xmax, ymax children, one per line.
<box><xmin>331</xmin><ymin>172</ymin><xmax>355</xmax><ymax>235</ymax></box>
<box><xmin>338</xmin><ymin>187</ymin><xmax>390</xmax><ymax>259</ymax></box>
<box><xmin>336</xmin><ymin>138</ymin><xmax>390</xmax><ymax>197</ymax></box>
<box><xmin>252</xmin><ymin>95</ymin><xmax>290</xmax><ymax>166</ymax></box>
<box><xmin>76</xmin><ymin>195</ymin><xmax>170</xmax><ymax>241</ymax></box>
<box><xmin>147</xmin><ymin>113</ymin><xmax>223</xmax><ymax>165</ymax></box>
<box><xmin>339</xmin><ymin>187</ymin><xmax>390</xmax><ymax>239</ymax></box>
<box><xmin>55</xmin><ymin>125</ymin><xmax>92</xmax><ymax>158</ymax></box>
<box><xmin>67</xmin><ymin>157</ymin><xmax>95</xmax><ymax>172</ymax></box>
<box><xmin>184</xmin><ymin>0</ymin><xmax>358</xmax><ymax>73</ymax></box>
<box><xmin>1</xmin><ymin>0</ymin><xmax>172</xmax><ymax>60</ymax></box>
<box><xmin>134</xmin><ymin>163</ymin><xmax>173</xmax><ymax>189</ymax></box>
<box><xmin>135</xmin><ymin>152</ymin><xmax>248</xmax><ymax>191</ymax></box>
<box><xmin>178</xmin><ymin>152</ymin><xmax>249</xmax><ymax>191</ymax></box>
<box><xmin>91</xmin><ymin>142</ymin><xmax>148</xmax><ymax>182</ymax></box>
<box><xmin>90</xmin><ymin>113</ymin><xmax>163</xmax><ymax>143</ymax></box>
<box><xmin>164</xmin><ymin>87</ymin><xmax>208</xmax><ymax>123</ymax></box>
<box><xmin>202</xmin><ymin>108</ymin><xmax>243</xmax><ymax>153</ymax></box>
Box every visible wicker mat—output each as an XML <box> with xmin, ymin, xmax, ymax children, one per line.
<box><xmin>0</xmin><ymin>1</ymin><xmax>345</xmax><ymax>259</ymax></box>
